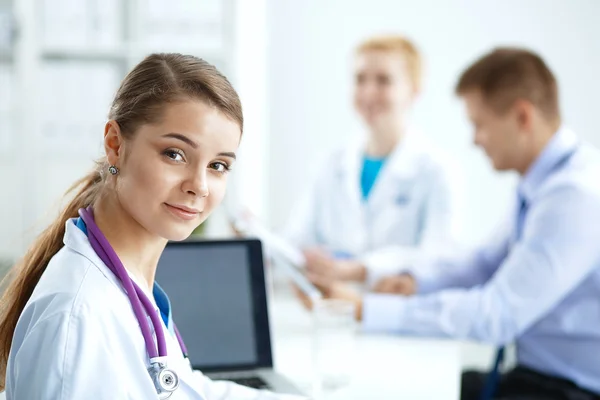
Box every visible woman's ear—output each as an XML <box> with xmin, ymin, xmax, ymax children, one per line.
<box><xmin>104</xmin><ymin>120</ymin><xmax>123</xmax><ymax>167</ymax></box>
<box><xmin>409</xmin><ymin>82</ymin><xmax>421</xmax><ymax>103</ymax></box>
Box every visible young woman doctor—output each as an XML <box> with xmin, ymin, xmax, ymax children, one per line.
<box><xmin>286</xmin><ymin>35</ymin><xmax>464</xmax><ymax>289</ymax></box>
<box><xmin>0</xmin><ymin>54</ymin><xmax>305</xmax><ymax>400</ymax></box>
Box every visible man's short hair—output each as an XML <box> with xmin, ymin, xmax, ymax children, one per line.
<box><xmin>456</xmin><ymin>47</ymin><xmax>560</xmax><ymax>121</ymax></box>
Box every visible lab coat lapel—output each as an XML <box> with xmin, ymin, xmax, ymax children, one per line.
<box><xmin>339</xmin><ymin>140</ymin><xmax>366</xmax><ymax>216</ymax></box>
<box><xmin>366</xmin><ymin>131</ymin><xmax>421</xmax><ymax>210</ymax></box>
<box><xmin>63</xmin><ymin>218</ymin><xmax>127</xmax><ymax>292</ymax></box>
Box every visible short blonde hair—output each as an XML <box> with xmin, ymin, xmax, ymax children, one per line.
<box><xmin>356</xmin><ymin>34</ymin><xmax>423</xmax><ymax>91</ymax></box>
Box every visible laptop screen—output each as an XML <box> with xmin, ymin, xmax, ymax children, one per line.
<box><xmin>155</xmin><ymin>239</ymin><xmax>273</xmax><ymax>372</ymax></box>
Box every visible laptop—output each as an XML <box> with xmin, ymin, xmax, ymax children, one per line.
<box><xmin>155</xmin><ymin>239</ymin><xmax>304</xmax><ymax>395</ymax></box>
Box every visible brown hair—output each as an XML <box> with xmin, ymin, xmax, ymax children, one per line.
<box><xmin>0</xmin><ymin>53</ymin><xmax>243</xmax><ymax>388</ymax></box>
<box><xmin>455</xmin><ymin>47</ymin><xmax>560</xmax><ymax>121</ymax></box>
<box><xmin>356</xmin><ymin>34</ymin><xmax>423</xmax><ymax>91</ymax></box>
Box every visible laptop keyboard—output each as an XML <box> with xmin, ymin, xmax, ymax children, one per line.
<box><xmin>227</xmin><ymin>376</ymin><xmax>272</xmax><ymax>390</ymax></box>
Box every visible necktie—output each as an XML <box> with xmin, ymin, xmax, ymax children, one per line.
<box><xmin>479</xmin><ymin>193</ymin><xmax>527</xmax><ymax>400</ymax></box>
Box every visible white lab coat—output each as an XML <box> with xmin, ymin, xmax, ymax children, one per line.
<box><xmin>285</xmin><ymin>130</ymin><xmax>464</xmax><ymax>285</ymax></box>
<box><xmin>6</xmin><ymin>220</ymin><xmax>306</xmax><ymax>400</ymax></box>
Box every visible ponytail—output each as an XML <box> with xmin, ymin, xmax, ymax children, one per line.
<box><xmin>0</xmin><ymin>165</ymin><xmax>104</xmax><ymax>389</ymax></box>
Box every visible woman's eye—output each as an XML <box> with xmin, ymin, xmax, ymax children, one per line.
<box><xmin>163</xmin><ymin>149</ymin><xmax>185</xmax><ymax>162</ymax></box>
<box><xmin>210</xmin><ymin>162</ymin><xmax>231</xmax><ymax>174</ymax></box>
<box><xmin>377</xmin><ymin>75</ymin><xmax>391</xmax><ymax>85</ymax></box>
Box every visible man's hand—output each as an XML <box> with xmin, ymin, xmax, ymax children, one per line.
<box><xmin>372</xmin><ymin>274</ymin><xmax>417</xmax><ymax>295</ymax></box>
<box><xmin>292</xmin><ymin>275</ymin><xmax>364</xmax><ymax>321</ymax></box>
<box><xmin>303</xmin><ymin>248</ymin><xmax>366</xmax><ymax>283</ymax></box>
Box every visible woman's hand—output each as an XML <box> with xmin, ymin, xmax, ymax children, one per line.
<box><xmin>292</xmin><ymin>279</ymin><xmax>364</xmax><ymax>321</ymax></box>
<box><xmin>303</xmin><ymin>248</ymin><xmax>366</xmax><ymax>283</ymax></box>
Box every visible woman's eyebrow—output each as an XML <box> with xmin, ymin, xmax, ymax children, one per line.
<box><xmin>218</xmin><ymin>152</ymin><xmax>236</xmax><ymax>160</ymax></box>
<box><xmin>162</xmin><ymin>133</ymin><xmax>198</xmax><ymax>149</ymax></box>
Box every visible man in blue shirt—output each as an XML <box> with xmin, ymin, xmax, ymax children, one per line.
<box><xmin>305</xmin><ymin>48</ymin><xmax>600</xmax><ymax>399</ymax></box>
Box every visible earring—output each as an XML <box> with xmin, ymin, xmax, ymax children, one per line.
<box><xmin>108</xmin><ymin>165</ymin><xmax>119</xmax><ymax>175</ymax></box>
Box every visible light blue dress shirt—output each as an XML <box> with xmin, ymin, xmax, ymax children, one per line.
<box><xmin>362</xmin><ymin>127</ymin><xmax>600</xmax><ymax>394</ymax></box>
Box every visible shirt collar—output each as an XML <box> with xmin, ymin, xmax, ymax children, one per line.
<box><xmin>66</xmin><ymin>218</ymin><xmax>172</xmax><ymax>325</ymax></box>
<box><xmin>519</xmin><ymin>126</ymin><xmax>578</xmax><ymax>201</ymax></box>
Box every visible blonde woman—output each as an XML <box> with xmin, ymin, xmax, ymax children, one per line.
<box><xmin>286</xmin><ymin>35</ymin><xmax>463</xmax><ymax>288</ymax></box>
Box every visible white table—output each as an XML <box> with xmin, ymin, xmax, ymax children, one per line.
<box><xmin>269</xmin><ymin>295</ymin><xmax>462</xmax><ymax>399</ymax></box>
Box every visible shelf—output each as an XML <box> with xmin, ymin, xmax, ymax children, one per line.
<box><xmin>1</xmin><ymin>0</ymin><xmax>238</xmax><ymax>259</ymax></box>
<box><xmin>41</xmin><ymin>45</ymin><xmax>128</xmax><ymax>61</ymax></box>
<box><xmin>131</xmin><ymin>43</ymin><xmax>226</xmax><ymax>59</ymax></box>
<box><xmin>39</xmin><ymin>44</ymin><xmax>228</xmax><ymax>66</ymax></box>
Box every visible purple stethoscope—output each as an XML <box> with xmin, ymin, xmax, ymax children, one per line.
<box><xmin>79</xmin><ymin>207</ymin><xmax>188</xmax><ymax>399</ymax></box>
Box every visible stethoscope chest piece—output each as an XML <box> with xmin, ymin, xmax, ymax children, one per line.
<box><xmin>148</xmin><ymin>358</ymin><xmax>179</xmax><ymax>399</ymax></box>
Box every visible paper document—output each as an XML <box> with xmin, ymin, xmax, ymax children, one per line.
<box><xmin>227</xmin><ymin>207</ymin><xmax>321</xmax><ymax>299</ymax></box>
<box><xmin>229</xmin><ymin>209</ymin><xmax>306</xmax><ymax>267</ymax></box>
<box><xmin>271</xmin><ymin>253</ymin><xmax>322</xmax><ymax>300</ymax></box>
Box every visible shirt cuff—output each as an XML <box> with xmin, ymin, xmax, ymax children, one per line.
<box><xmin>361</xmin><ymin>293</ymin><xmax>407</xmax><ymax>333</ymax></box>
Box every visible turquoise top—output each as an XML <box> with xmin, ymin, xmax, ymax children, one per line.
<box><xmin>360</xmin><ymin>156</ymin><xmax>386</xmax><ymax>199</ymax></box>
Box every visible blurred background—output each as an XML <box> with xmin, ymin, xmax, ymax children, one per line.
<box><xmin>2</xmin><ymin>0</ymin><xmax>600</xmax><ymax>270</ymax></box>
<box><xmin>0</xmin><ymin>0</ymin><xmax>260</xmax><ymax>265</ymax></box>
<box><xmin>1</xmin><ymin>0</ymin><xmax>600</xmax><ymax>393</ymax></box>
